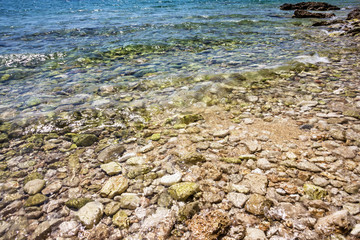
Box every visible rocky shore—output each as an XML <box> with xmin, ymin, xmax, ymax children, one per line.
<box><xmin>1</xmin><ymin>5</ymin><xmax>360</xmax><ymax>240</ymax></box>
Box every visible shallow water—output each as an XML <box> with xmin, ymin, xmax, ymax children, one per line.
<box><xmin>0</xmin><ymin>0</ymin><xmax>358</xmax><ymax>120</ymax></box>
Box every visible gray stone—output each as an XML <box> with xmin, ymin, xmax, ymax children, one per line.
<box><xmin>98</xmin><ymin>145</ymin><xmax>125</xmax><ymax>162</ymax></box>
<box><xmin>242</xmin><ymin>174</ymin><xmax>268</xmax><ymax>195</ymax></box>
<box><xmin>41</xmin><ymin>181</ymin><xmax>62</xmax><ymax>195</ymax></box>
<box><xmin>297</xmin><ymin>161</ymin><xmax>322</xmax><ymax>172</ymax></box>
<box><xmin>244</xmin><ymin>227</ymin><xmax>266</xmax><ymax>240</ymax></box>
<box><xmin>227</xmin><ymin>192</ymin><xmax>249</xmax><ymax>208</ymax></box>
<box><xmin>332</xmin><ymin>146</ymin><xmax>357</xmax><ymax>159</ymax></box>
<box><xmin>100</xmin><ymin>162</ymin><xmax>122</xmax><ymax>176</ymax></box>
<box><xmin>244</xmin><ymin>140</ymin><xmax>261</xmax><ymax>153</ymax></box>
<box><xmin>100</xmin><ymin>175</ymin><xmax>129</xmax><ymax>198</ymax></box>
<box><xmin>24</xmin><ymin>179</ymin><xmax>46</xmax><ymax>195</ymax></box>
<box><xmin>76</xmin><ymin>201</ymin><xmax>104</xmax><ymax>229</ymax></box>
<box><xmin>58</xmin><ymin>221</ymin><xmax>80</xmax><ymax>237</ymax></box>
<box><xmin>312</xmin><ymin>176</ymin><xmax>329</xmax><ymax>187</ymax></box>
<box><xmin>256</xmin><ymin>158</ymin><xmax>273</xmax><ymax>170</ymax></box>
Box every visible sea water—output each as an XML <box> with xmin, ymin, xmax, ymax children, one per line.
<box><xmin>0</xmin><ymin>0</ymin><xmax>358</xmax><ymax>120</ymax></box>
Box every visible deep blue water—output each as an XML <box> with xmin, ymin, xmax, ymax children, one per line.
<box><xmin>0</xmin><ymin>0</ymin><xmax>358</xmax><ymax>120</ymax></box>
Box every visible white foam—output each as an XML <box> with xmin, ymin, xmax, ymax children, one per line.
<box><xmin>293</xmin><ymin>53</ymin><xmax>330</xmax><ymax>64</ymax></box>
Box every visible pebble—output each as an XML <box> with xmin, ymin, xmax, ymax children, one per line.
<box><xmin>24</xmin><ymin>179</ymin><xmax>46</xmax><ymax>195</ymax></box>
<box><xmin>160</xmin><ymin>172</ymin><xmax>182</xmax><ymax>186</ymax></box>
<box><xmin>76</xmin><ymin>201</ymin><xmax>104</xmax><ymax>229</ymax></box>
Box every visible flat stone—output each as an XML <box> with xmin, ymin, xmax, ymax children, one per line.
<box><xmin>351</xmin><ymin>224</ymin><xmax>360</xmax><ymax>237</ymax></box>
<box><xmin>202</xmin><ymin>192</ymin><xmax>222</xmax><ymax>203</ymax></box>
<box><xmin>343</xmin><ymin>203</ymin><xmax>360</xmax><ymax>215</ymax></box>
<box><xmin>65</xmin><ymin>198</ymin><xmax>93</xmax><ymax>210</ymax></box>
<box><xmin>312</xmin><ymin>176</ymin><xmax>329</xmax><ymax>187</ymax></box>
<box><xmin>227</xmin><ymin>192</ymin><xmax>249</xmax><ymax>208</ymax></box>
<box><xmin>41</xmin><ymin>181</ymin><xmax>62</xmax><ymax>195</ymax></box>
<box><xmin>315</xmin><ymin>210</ymin><xmax>355</xmax><ymax>235</ymax></box>
<box><xmin>100</xmin><ymin>162</ymin><xmax>122</xmax><ymax>176</ymax></box>
<box><xmin>31</xmin><ymin>221</ymin><xmax>52</xmax><ymax>240</ymax></box>
<box><xmin>168</xmin><ymin>182</ymin><xmax>200</xmax><ymax>201</ymax></box>
<box><xmin>160</xmin><ymin>172</ymin><xmax>182</xmax><ymax>186</ymax></box>
<box><xmin>244</xmin><ymin>140</ymin><xmax>261</xmax><ymax>153</ymax></box>
<box><xmin>76</xmin><ymin>201</ymin><xmax>104</xmax><ymax>229</ymax></box>
<box><xmin>112</xmin><ymin>210</ymin><xmax>129</xmax><ymax>229</ymax></box>
<box><xmin>100</xmin><ymin>175</ymin><xmax>129</xmax><ymax>199</ymax></box>
<box><xmin>118</xmin><ymin>193</ymin><xmax>141</xmax><ymax>210</ymax></box>
<box><xmin>73</xmin><ymin>134</ymin><xmax>98</xmax><ymax>147</ymax></box>
<box><xmin>104</xmin><ymin>201</ymin><xmax>122</xmax><ymax>216</ymax></box>
<box><xmin>25</xmin><ymin>193</ymin><xmax>48</xmax><ymax>207</ymax></box>
<box><xmin>98</xmin><ymin>144</ymin><xmax>125</xmax><ymax>162</ymax></box>
<box><xmin>180</xmin><ymin>152</ymin><xmax>206</xmax><ymax>164</ymax></box>
<box><xmin>24</xmin><ymin>179</ymin><xmax>46</xmax><ymax>195</ymax></box>
<box><xmin>58</xmin><ymin>221</ymin><xmax>80</xmax><ymax>237</ymax></box>
<box><xmin>332</xmin><ymin>146</ymin><xmax>357</xmax><ymax>159</ymax></box>
<box><xmin>303</xmin><ymin>184</ymin><xmax>327</xmax><ymax>200</ymax></box>
<box><xmin>256</xmin><ymin>158</ymin><xmax>273</xmax><ymax>170</ymax></box>
<box><xmin>296</xmin><ymin>161</ymin><xmax>322</xmax><ymax>172</ymax></box>
<box><xmin>178</xmin><ymin>202</ymin><xmax>200</xmax><ymax>222</ymax></box>
<box><xmin>242</xmin><ymin>174</ymin><xmax>268</xmax><ymax>195</ymax></box>
<box><xmin>244</xmin><ymin>227</ymin><xmax>266</xmax><ymax>240</ymax></box>
<box><xmin>213</xmin><ymin>130</ymin><xmax>230</xmax><ymax>138</ymax></box>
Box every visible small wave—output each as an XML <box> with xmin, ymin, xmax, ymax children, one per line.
<box><xmin>0</xmin><ymin>52</ymin><xmax>64</xmax><ymax>68</ymax></box>
<box><xmin>293</xmin><ymin>53</ymin><xmax>329</xmax><ymax>64</ymax></box>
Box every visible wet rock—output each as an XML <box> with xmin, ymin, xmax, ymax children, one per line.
<box><xmin>25</xmin><ymin>193</ymin><xmax>48</xmax><ymax>207</ymax></box>
<box><xmin>24</xmin><ymin>172</ymin><xmax>44</xmax><ymax>184</ymax></box>
<box><xmin>142</xmin><ymin>207</ymin><xmax>177</xmax><ymax>239</ymax></box>
<box><xmin>332</xmin><ymin>146</ymin><xmax>357</xmax><ymax>159</ymax></box>
<box><xmin>76</xmin><ymin>201</ymin><xmax>104</xmax><ymax>229</ymax></box>
<box><xmin>303</xmin><ymin>183</ymin><xmax>327</xmax><ymax>200</ymax></box>
<box><xmin>160</xmin><ymin>172</ymin><xmax>182</xmax><ymax>186</ymax></box>
<box><xmin>280</xmin><ymin>2</ymin><xmax>340</xmax><ymax>11</ymax></box>
<box><xmin>244</xmin><ymin>227</ymin><xmax>266</xmax><ymax>240</ymax></box>
<box><xmin>221</xmin><ymin>157</ymin><xmax>242</xmax><ymax>164</ymax></box>
<box><xmin>168</xmin><ymin>182</ymin><xmax>200</xmax><ymax>201</ymax></box>
<box><xmin>127</xmin><ymin>165</ymin><xmax>152</xmax><ymax>179</ymax></box>
<box><xmin>343</xmin><ymin>203</ymin><xmax>360</xmax><ymax>215</ymax></box>
<box><xmin>256</xmin><ymin>158</ymin><xmax>273</xmax><ymax>170</ymax></box>
<box><xmin>100</xmin><ymin>175</ymin><xmax>129</xmax><ymax>198</ymax></box>
<box><xmin>344</xmin><ymin>183</ymin><xmax>360</xmax><ymax>194</ymax></box>
<box><xmin>242</xmin><ymin>173</ymin><xmax>268</xmax><ymax>195</ymax></box>
<box><xmin>297</xmin><ymin>161</ymin><xmax>322</xmax><ymax>172</ymax></box>
<box><xmin>31</xmin><ymin>221</ymin><xmax>51</xmax><ymax>240</ymax></box>
<box><xmin>97</xmin><ymin>144</ymin><xmax>125</xmax><ymax>162</ymax></box>
<box><xmin>347</xmin><ymin>8</ymin><xmax>360</xmax><ymax>20</ymax></box>
<box><xmin>178</xmin><ymin>201</ymin><xmax>200</xmax><ymax>222</ymax></box>
<box><xmin>150</xmin><ymin>133</ymin><xmax>161</xmax><ymax>141</ymax></box>
<box><xmin>202</xmin><ymin>191</ymin><xmax>222</xmax><ymax>203</ymax></box>
<box><xmin>157</xmin><ymin>192</ymin><xmax>173</xmax><ymax>208</ymax></box>
<box><xmin>41</xmin><ymin>181</ymin><xmax>62</xmax><ymax>195</ymax></box>
<box><xmin>180</xmin><ymin>113</ymin><xmax>203</xmax><ymax>124</ymax></box>
<box><xmin>65</xmin><ymin>198</ymin><xmax>93</xmax><ymax>210</ymax></box>
<box><xmin>100</xmin><ymin>161</ymin><xmax>122</xmax><ymax>175</ymax></box>
<box><xmin>213</xmin><ymin>130</ymin><xmax>230</xmax><ymax>138</ymax></box>
<box><xmin>314</xmin><ymin>210</ymin><xmax>355</xmax><ymax>235</ymax></box>
<box><xmin>104</xmin><ymin>201</ymin><xmax>122</xmax><ymax>216</ymax></box>
<box><xmin>245</xmin><ymin>194</ymin><xmax>273</xmax><ymax>215</ymax></box>
<box><xmin>58</xmin><ymin>220</ymin><xmax>80</xmax><ymax>237</ymax></box>
<box><xmin>118</xmin><ymin>193</ymin><xmax>141</xmax><ymax>209</ymax></box>
<box><xmin>180</xmin><ymin>152</ymin><xmax>206</xmax><ymax>164</ymax></box>
<box><xmin>188</xmin><ymin>210</ymin><xmax>230</xmax><ymax>240</ymax></box>
<box><xmin>227</xmin><ymin>192</ymin><xmax>249</xmax><ymax>208</ymax></box>
<box><xmin>24</xmin><ymin>179</ymin><xmax>46</xmax><ymax>195</ymax></box>
<box><xmin>293</xmin><ymin>9</ymin><xmax>335</xmax><ymax>18</ymax></box>
<box><xmin>112</xmin><ymin>210</ymin><xmax>129</xmax><ymax>229</ymax></box>
<box><xmin>73</xmin><ymin>134</ymin><xmax>98</xmax><ymax>147</ymax></box>
<box><xmin>312</xmin><ymin>176</ymin><xmax>329</xmax><ymax>187</ymax></box>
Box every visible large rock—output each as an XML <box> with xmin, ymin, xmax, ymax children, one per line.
<box><xmin>227</xmin><ymin>192</ymin><xmax>249</xmax><ymax>208</ymax></box>
<box><xmin>25</xmin><ymin>193</ymin><xmax>48</xmax><ymax>207</ymax></box>
<box><xmin>76</xmin><ymin>201</ymin><xmax>104</xmax><ymax>229</ymax></box>
<box><xmin>168</xmin><ymin>182</ymin><xmax>200</xmax><ymax>201</ymax></box>
<box><xmin>24</xmin><ymin>179</ymin><xmax>46</xmax><ymax>195</ymax></box>
<box><xmin>347</xmin><ymin>8</ymin><xmax>360</xmax><ymax>20</ymax></box>
<box><xmin>100</xmin><ymin>175</ymin><xmax>129</xmax><ymax>198</ymax></box>
<box><xmin>97</xmin><ymin>144</ymin><xmax>125</xmax><ymax>162</ymax></box>
<box><xmin>293</xmin><ymin>9</ymin><xmax>335</xmax><ymax>18</ymax></box>
<box><xmin>188</xmin><ymin>210</ymin><xmax>230</xmax><ymax>240</ymax></box>
<box><xmin>245</xmin><ymin>194</ymin><xmax>273</xmax><ymax>216</ymax></box>
<box><xmin>100</xmin><ymin>162</ymin><xmax>122</xmax><ymax>176</ymax></box>
<box><xmin>280</xmin><ymin>2</ymin><xmax>340</xmax><ymax>11</ymax></box>
<box><xmin>315</xmin><ymin>210</ymin><xmax>355</xmax><ymax>235</ymax></box>
<box><xmin>241</xmin><ymin>173</ymin><xmax>268</xmax><ymax>195</ymax></box>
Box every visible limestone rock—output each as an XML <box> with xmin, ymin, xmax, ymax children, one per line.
<box><xmin>24</xmin><ymin>179</ymin><xmax>46</xmax><ymax>195</ymax></box>
<box><xmin>315</xmin><ymin>210</ymin><xmax>355</xmax><ymax>235</ymax></box>
<box><xmin>100</xmin><ymin>161</ymin><xmax>122</xmax><ymax>176</ymax></box>
<box><xmin>168</xmin><ymin>182</ymin><xmax>200</xmax><ymax>201</ymax></box>
<box><xmin>178</xmin><ymin>201</ymin><xmax>200</xmax><ymax>222</ymax></box>
<box><xmin>160</xmin><ymin>172</ymin><xmax>182</xmax><ymax>186</ymax></box>
<box><xmin>100</xmin><ymin>175</ymin><xmax>129</xmax><ymax>198</ymax></box>
<box><xmin>76</xmin><ymin>201</ymin><xmax>104</xmax><ymax>229</ymax></box>
<box><xmin>104</xmin><ymin>201</ymin><xmax>122</xmax><ymax>216</ymax></box>
<box><xmin>118</xmin><ymin>193</ymin><xmax>141</xmax><ymax>210</ymax></box>
<box><xmin>244</xmin><ymin>227</ymin><xmax>266</xmax><ymax>240</ymax></box>
<box><xmin>188</xmin><ymin>210</ymin><xmax>230</xmax><ymax>240</ymax></box>
<box><xmin>245</xmin><ymin>194</ymin><xmax>273</xmax><ymax>215</ymax></box>
<box><xmin>58</xmin><ymin>221</ymin><xmax>80</xmax><ymax>237</ymax></box>
<box><xmin>41</xmin><ymin>181</ymin><xmax>62</xmax><ymax>195</ymax></box>
<box><xmin>227</xmin><ymin>192</ymin><xmax>249</xmax><ymax>208</ymax></box>
<box><xmin>113</xmin><ymin>210</ymin><xmax>129</xmax><ymax>229</ymax></box>
<box><xmin>242</xmin><ymin>174</ymin><xmax>268</xmax><ymax>195</ymax></box>
<box><xmin>297</xmin><ymin>161</ymin><xmax>322</xmax><ymax>172</ymax></box>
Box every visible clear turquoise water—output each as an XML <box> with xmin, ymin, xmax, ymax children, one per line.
<box><xmin>0</xmin><ymin>0</ymin><xmax>358</xmax><ymax>119</ymax></box>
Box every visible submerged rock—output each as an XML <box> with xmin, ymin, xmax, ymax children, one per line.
<box><xmin>112</xmin><ymin>210</ymin><xmax>129</xmax><ymax>229</ymax></box>
<box><xmin>73</xmin><ymin>134</ymin><xmax>98</xmax><ymax>147</ymax></box>
<box><xmin>280</xmin><ymin>2</ymin><xmax>340</xmax><ymax>11</ymax></box>
<box><xmin>100</xmin><ymin>175</ymin><xmax>129</xmax><ymax>198</ymax></box>
<box><xmin>245</xmin><ymin>194</ymin><xmax>273</xmax><ymax>215</ymax></box>
<box><xmin>100</xmin><ymin>161</ymin><xmax>122</xmax><ymax>175</ymax></box>
<box><xmin>65</xmin><ymin>198</ymin><xmax>93</xmax><ymax>210</ymax></box>
<box><xmin>244</xmin><ymin>227</ymin><xmax>267</xmax><ymax>240</ymax></box>
<box><xmin>24</xmin><ymin>179</ymin><xmax>46</xmax><ymax>195</ymax></box>
<box><xmin>24</xmin><ymin>193</ymin><xmax>48</xmax><ymax>207</ymax></box>
<box><xmin>76</xmin><ymin>201</ymin><xmax>104</xmax><ymax>229</ymax></box>
<box><xmin>97</xmin><ymin>144</ymin><xmax>125</xmax><ymax>162</ymax></box>
<box><xmin>168</xmin><ymin>182</ymin><xmax>200</xmax><ymax>201</ymax></box>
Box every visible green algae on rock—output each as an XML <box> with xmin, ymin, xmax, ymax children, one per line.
<box><xmin>65</xmin><ymin>198</ymin><xmax>93</xmax><ymax>210</ymax></box>
<box><xmin>168</xmin><ymin>182</ymin><xmax>200</xmax><ymax>201</ymax></box>
<box><xmin>76</xmin><ymin>201</ymin><xmax>104</xmax><ymax>229</ymax></box>
<box><xmin>25</xmin><ymin>193</ymin><xmax>48</xmax><ymax>207</ymax></box>
<box><xmin>303</xmin><ymin>183</ymin><xmax>327</xmax><ymax>200</ymax></box>
<box><xmin>72</xmin><ymin>134</ymin><xmax>98</xmax><ymax>147</ymax></box>
<box><xmin>113</xmin><ymin>210</ymin><xmax>130</xmax><ymax>229</ymax></box>
<box><xmin>180</xmin><ymin>152</ymin><xmax>206</xmax><ymax>164</ymax></box>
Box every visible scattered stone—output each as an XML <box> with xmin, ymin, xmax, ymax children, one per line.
<box><xmin>118</xmin><ymin>193</ymin><xmax>141</xmax><ymax>210</ymax></box>
<box><xmin>97</xmin><ymin>144</ymin><xmax>125</xmax><ymax>162</ymax></box>
<box><xmin>157</xmin><ymin>192</ymin><xmax>173</xmax><ymax>208</ymax></box>
<box><xmin>41</xmin><ymin>181</ymin><xmax>62</xmax><ymax>195</ymax></box>
<box><xmin>112</xmin><ymin>210</ymin><xmax>129</xmax><ymax>229</ymax></box>
<box><xmin>242</xmin><ymin>174</ymin><xmax>268</xmax><ymax>195</ymax></box>
<box><xmin>180</xmin><ymin>152</ymin><xmax>206</xmax><ymax>164</ymax></box>
<box><xmin>244</xmin><ymin>227</ymin><xmax>267</xmax><ymax>240</ymax></box>
<box><xmin>188</xmin><ymin>210</ymin><xmax>230</xmax><ymax>240</ymax></box>
<box><xmin>160</xmin><ymin>172</ymin><xmax>182</xmax><ymax>186</ymax></box>
<box><xmin>100</xmin><ymin>175</ymin><xmax>129</xmax><ymax>198</ymax></box>
<box><xmin>213</xmin><ymin>130</ymin><xmax>230</xmax><ymax>138</ymax></box>
<box><xmin>76</xmin><ymin>201</ymin><xmax>104</xmax><ymax>229</ymax></box>
<box><xmin>227</xmin><ymin>192</ymin><xmax>249</xmax><ymax>208</ymax></box>
<box><xmin>351</xmin><ymin>224</ymin><xmax>360</xmax><ymax>237</ymax></box>
<box><xmin>73</xmin><ymin>134</ymin><xmax>98</xmax><ymax>147</ymax></box>
<box><xmin>31</xmin><ymin>220</ymin><xmax>52</xmax><ymax>240</ymax></box>
<box><xmin>178</xmin><ymin>201</ymin><xmax>200</xmax><ymax>222</ymax></box>
<box><xmin>25</xmin><ymin>193</ymin><xmax>48</xmax><ymax>207</ymax></box>
<box><xmin>65</xmin><ymin>198</ymin><xmax>93</xmax><ymax>210</ymax></box>
<box><xmin>256</xmin><ymin>158</ymin><xmax>273</xmax><ymax>170</ymax></box>
<box><xmin>168</xmin><ymin>182</ymin><xmax>200</xmax><ymax>201</ymax></box>
<box><xmin>245</xmin><ymin>194</ymin><xmax>273</xmax><ymax>215</ymax></box>
<box><xmin>297</xmin><ymin>161</ymin><xmax>322</xmax><ymax>172</ymax></box>
<box><xmin>150</xmin><ymin>133</ymin><xmax>161</xmax><ymax>141</ymax></box>
<box><xmin>315</xmin><ymin>210</ymin><xmax>355</xmax><ymax>235</ymax></box>
<box><xmin>303</xmin><ymin>184</ymin><xmax>327</xmax><ymax>200</ymax></box>
<box><xmin>58</xmin><ymin>221</ymin><xmax>80</xmax><ymax>238</ymax></box>
<box><xmin>24</xmin><ymin>179</ymin><xmax>46</xmax><ymax>195</ymax></box>
<box><xmin>104</xmin><ymin>201</ymin><xmax>122</xmax><ymax>216</ymax></box>
<box><xmin>100</xmin><ymin>161</ymin><xmax>122</xmax><ymax>175</ymax></box>
<box><xmin>333</xmin><ymin>146</ymin><xmax>357</xmax><ymax>159</ymax></box>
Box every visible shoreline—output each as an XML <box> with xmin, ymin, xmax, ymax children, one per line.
<box><xmin>1</xmin><ymin>7</ymin><xmax>360</xmax><ymax>240</ymax></box>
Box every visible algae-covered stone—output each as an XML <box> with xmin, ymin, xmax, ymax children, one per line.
<box><xmin>180</xmin><ymin>114</ymin><xmax>203</xmax><ymax>124</ymax></box>
<box><xmin>157</xmin><ymin>192</ymin><xmax>173</xmax><ymax>208</ymax></box>
<box><xmin>0</xmin><ymin>133</ymin><xmax>8</xmax><ymax>143</ymax></box>
<box><xmin>25</xmin><ymin>193</ymin><xmax>48</xmax><ymax>207</ymax></box>
<box><xmin>221</xmin><ymin>157</ymin><xmax>242</xmax><ymax>164</ymax></box>
<box><xmin>127</xmin><ymin>165</ymin><xmax>152</xmax><ymax>179</ymax></box>
<box><xmin>303</xmin><ymin>183</ymin><xmax>327</xmax><ymax>200</ymax></box>
<box><xmin>24</xmin><ymin>172</ymin><xmax>44</xmax><ymax>184</ymax></box>
<box><xmin>100</xmin><ymin>175</ymin><xmax>129</xmax><ymax>198</ymax></box>
<box><xmin>180</xmin><ymin>153</ymin><xmax>206</xmax><ymax>164</ymax></box>
<box><xmin>104</xmin><ymin>201</ymin><xmax>122</xmax><ymax>216</ymax></box>
<box><xmin>150</xmin><ymin>133</ymin><xmax>161</xmax><ymax>141</ymax></box>
<box><xmin>118</xmin><ymin>193</ymin><xmax>141</xmax><ymax>210</ymax></box>
<box><xmin>113</xmin><ymin>210</ymin><xmax>129</xmax><ymax>229</ymax></box>
<box><xmin>98</xmin><ymin>144</ymin><xmax>125</xmax><ymax>162</ymax></box>
<box><xmin>100</xmin><ymin>162</ymin><xmax>122</xmax><ymax>176</ymax></box>
<box><xmin>76</xmin><ymin>201</ymin><xmax>104</xmax><ymax>229</ymax></box>
<box><xmin>24</xmin><ymin>179</ymin><xmax>46</xmax><ymax>195</ymax></box>
<box><xmin>168</xmin><ymin>182</ymin><xmax>200</xmax><ymax>201</ymax></box>
<box><xmin>73</xmin><ymin>134</ymin><xmax>98</xmax><ymax>147</ymax></box>
<box><xmin>65</xmin><ymin>198</ymin><xmax>93</xmax><ymax>210</ymax></box>
<box><xmin>178</xmin><ymin>201</ymin><xmax>200</xmax><ymax>222</ymax></box>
